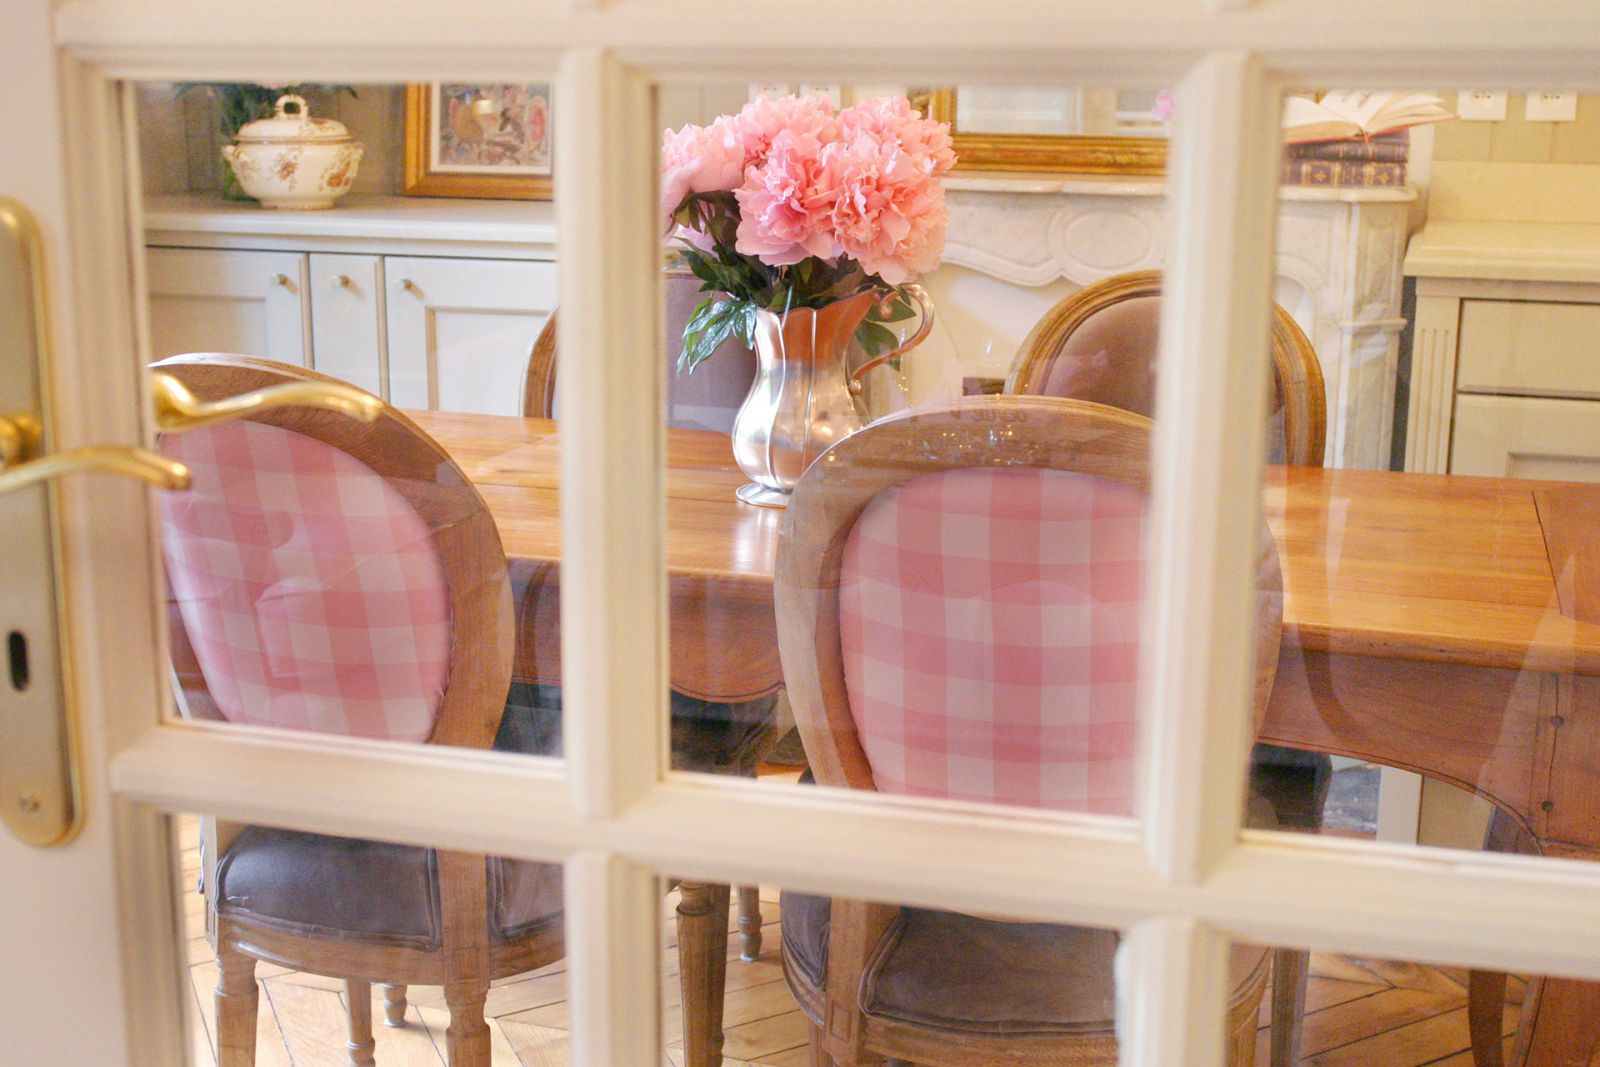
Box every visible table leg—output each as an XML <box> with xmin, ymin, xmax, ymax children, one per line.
<box><xmin>1511</xmin><ymin>977</ymin><xmax>1600</xmax><ymax>1067</ymax></box>
<box><xmin>677</xmin><ymin>881</ymin><xmax>730</xmax><ymax>1067</ymax></box>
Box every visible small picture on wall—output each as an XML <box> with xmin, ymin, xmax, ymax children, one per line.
<box><xmin>403</xmin><ymin>83</ymin><xmax>553</xmax><ymax>199</ymax></box>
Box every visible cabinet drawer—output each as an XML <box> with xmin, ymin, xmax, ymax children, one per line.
<box><xmin>1450</xmin><ymin>394</ymin><xmax>1600</xmax><ymax>482</ymax></box>
<box><xmin>1457</xmin><ymin>300</ymin><xmax>1600</xmax><ymax>399</ymax></box>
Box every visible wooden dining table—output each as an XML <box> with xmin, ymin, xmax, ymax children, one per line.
<box><xmin>409</xmin><ymin>408</ymin><xmax>1600</xmax><ymax>1067</ymax></box>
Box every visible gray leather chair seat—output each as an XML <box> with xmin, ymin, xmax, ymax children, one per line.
<box><xmin>215</xmin><ymin>827</ymin><xmax>563</xmax><ymax>950</ymax></box>
<box><xmin>780</xmin><ymin>892</ymin><xmax>1118</xmax><ymax>1037</ymax></box>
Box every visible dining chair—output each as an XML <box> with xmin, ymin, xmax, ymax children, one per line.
<box><xmin>1006</xmin><ymin>268</ymin><xmax>1328</xmax><ymax>1066</ymax></box>
<box><xmin>156</xmin><ymin>354</ymin><xmax>560</xmax><ymax>1067</ymax></box>
<box><xmin>773</xmin><ymin>395</ymin><xmax>1285</xmax><ymax>1067</ymax></box>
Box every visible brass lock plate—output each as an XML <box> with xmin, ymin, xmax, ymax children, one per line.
<box><xmin>0</xmin><ymin>198</ymin><xmax>80</xmax><ymax>846</ymax></box>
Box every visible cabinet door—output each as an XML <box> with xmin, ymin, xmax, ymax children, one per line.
<box><xmin>146</xmin><ymin>247</ymin><xmax>309</xmax><ymax>364</ymax></box>
<box><xmin>1451</xmin><ymin>394</ymin><xmax>1600</xmax><ymax>482</ymax></box>
<box><xmin>308</xmin><ymin>253</ymin><xmax>385</xmax><ymax>396</ymax></box>
<box><xmin>384</xmin><ymin>257</ymin><xmax>557</xmax><ymax>414</ymax></box>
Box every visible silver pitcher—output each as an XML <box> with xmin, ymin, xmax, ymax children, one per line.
<box><xmin>731</xmin><ymin>285</ymin><xmax>934</xmax><ymax>507</ymax></box>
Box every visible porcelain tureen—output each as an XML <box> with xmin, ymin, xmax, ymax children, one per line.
<box><xmin>222</xmin><ymin>94</ymin><xmax>364</xmax><ymax>210</ymax></box>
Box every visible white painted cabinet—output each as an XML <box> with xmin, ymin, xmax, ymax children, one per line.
<box><xmin>308</xmin><ymin>253</ymin><xmax>386</xmax><ymax>396</ymax></box>
<box><xmin>142</xmin><ymin>194</ymin><xmax>560</xmax><ymax>414</ymax></box>
<box><xmin>1404</xmin><ymin>220</ymin><xmax>1600</xmax><ymax>480</ymax></box>
<box><xmin>384</xmin><ymin>257</ymin><xmax>557</xmax><ymax>414</ymax></box>
<box><xmin>146</xmin><ymin>246</ymin><xmax>310</xmax><ymax>365</ymax></box>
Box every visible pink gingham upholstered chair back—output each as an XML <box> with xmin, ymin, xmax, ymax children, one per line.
<box><xmin>1006</xmin><ymin>270</ymin><xmax>1328</xmax><ymax>468</ymax></box>
<box><xmin>775</xmin><ymin>395</ymin><xmax>1284</xmax><ymax>812</ymax></box>
<box><xmin>155</xmin><ymin>354</ymin><xmax>515</xmax><ymax>750</ymax></box>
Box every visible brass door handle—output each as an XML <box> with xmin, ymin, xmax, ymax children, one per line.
<box><xmin>151</xmin><ymin>370</ymin><xmax>382</xmax><ymax>432</ymax></box>
<box><xmin>0</xmin><ymin>440</ymin><xmax>189</xmax><ymax>496</ymax></box>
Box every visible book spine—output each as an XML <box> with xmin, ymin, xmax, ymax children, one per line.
<box><xmin>1280</xmin><ymin>159</ymin><xmax>1407</xmax><ymax>188</ymax></box>
<box><xmin>1285</xmin><ymin>140</ymin><xmax>1411</xmax><ymax>162</ymax></box>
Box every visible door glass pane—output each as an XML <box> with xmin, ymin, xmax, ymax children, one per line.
<box><xmin>662</xmin><ymin>870</ymin><xmax>1123</xmax><ymax>1066</ymax></box>
<box><xmin>659</xmin><ymin>79</ymin><xmax>1177</xmax><ymax>826</ymax></box>
<box><xmin>135</xmin><ymin>79</ymin><xmax>564</xmax><ymax>763</ymax></box>
<box><xmin>1254</xmin><ymin>82</ymin><xmax>1600</xmax><ymax>864</ymax></box>
<box><xmin>171</xmin><ymin>812</ymin><xmax>572</xmax><ymax>1066</ymax></box>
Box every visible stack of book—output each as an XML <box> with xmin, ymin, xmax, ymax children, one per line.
<box><xmin>1283</xmin><ymin>130</ymin><xmax>1409</xmax><ymax>188</ymax></box>
<box><xmin>1279</xmin><ymin>91</ymin><xmax>1455</xmax><ymax>189</ymax></box>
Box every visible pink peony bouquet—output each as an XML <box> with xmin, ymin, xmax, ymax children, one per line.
<box><xmin>661</xmin><ymin>94</ymin><xmax>955</xmax><ymax>370</ymax></box>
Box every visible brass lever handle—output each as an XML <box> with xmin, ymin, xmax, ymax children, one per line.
<box><xmin>0</xmin><ymin>445</ymin><xmax>189</xmax><ymax>496</ymax></box>
<box><xmin>0</xmin><ymin>412</ymin><xmax>40</xmax><ymax>467</ymax></box>
<box><xmin>151</xmin><ymin>371</ymin><xmax>383</xmax><ymax>432</ymax></box>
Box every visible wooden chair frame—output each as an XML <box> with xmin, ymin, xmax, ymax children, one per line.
<box><xmin>773</xmin><ymin>395</ymin><xmax>1283</xmax><ymax>1066</ymax></box>
<box><xmin>1005</xmin><ymin>269</ymin><xmax>1328</xmax><ymax>467</ymax></box>
<box><xmin>155</xmin><ymin>355</ymin><xmax>550</xmax><ymax>1067</ymax></box>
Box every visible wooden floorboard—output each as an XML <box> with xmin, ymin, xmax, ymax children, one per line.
<box><xmin>176</xmin><ymin>815</ymin><xmax>1566</xmax><ymax>1066</ymax></box>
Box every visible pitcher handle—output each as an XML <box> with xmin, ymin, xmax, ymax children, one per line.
<box><xmin>848</xmin><ymin>284</ymin><xmax>934</xmax><ymax>397</ymax></box>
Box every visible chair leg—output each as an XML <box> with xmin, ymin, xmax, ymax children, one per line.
<box><xmin>345</xmin><ymin>980</ymin><xmax>376</xmax><ymax>1065</ymax></box>
<box><xmin>1468</xmin><ymin>969</ymin><xmax>1509</xmax><ymax>1067</ymax></box>
<box><xmin>677</xmin><ymin>881</ymin><xmax>731</xmax><ymax>1067</ymax></box>
<box><xmin>443</xmin><ymin>977</ymin><xmax>491</xmax><ymax>1067</ymax></box>
<box><xmin>738</xmin><ymin>884</ymin><xmax>764</xmax><ymax>961</ymax></box>
<box><xmin>1269</xmin><ymin>948</ymin><xmax>1309</xmax><ymax>1067</ymax></box>
<box><xmin>214</xmin><ymin>941</ymin><xmax>260</xmax><ymax>1067</ymax></box>
<box><xmin>381</xmin><ymin>983</ymin><xmax>408</xmax><ymax>1027</ymax></box>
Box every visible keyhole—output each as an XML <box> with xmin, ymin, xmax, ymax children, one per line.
<box><xmin>7</xmin><ymin>631</ymin><xmax>28</xmax><ymax>692</ymax></box>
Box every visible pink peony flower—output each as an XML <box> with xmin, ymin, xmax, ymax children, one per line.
<box><xmin>817</xmin><ymin>131</ymin><xmax>947</xmax><ymax>285</ymax></box>
<box><xmin>659</xmin><ymin>114</ymin><xmax>747</xmax><ymax>226</ymax></box>
<box><xmin>734</xmin><ymin>127</ymin><xmax>840</xmax><ymax>266</ymax></box>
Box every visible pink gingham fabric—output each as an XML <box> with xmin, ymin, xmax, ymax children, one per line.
<box><xmin>159</xmin><ymin>420</ymin><xmax>451</xmax><ymax>742</ymax></box>
<box><xmin>838</xmin><ymin>467</ymin><xmax>1145</xmax><ymax>815</ymax></box>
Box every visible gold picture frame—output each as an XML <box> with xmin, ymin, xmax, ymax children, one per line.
<box><xmin>403</xmin><ymin>83</ymin><xmax>553</xmax><ymax>200</ymax></box>
<box><xmin>912</xmin><ymin>88</ymin><xmax>1167</xmax><ymax>176</ymax></box>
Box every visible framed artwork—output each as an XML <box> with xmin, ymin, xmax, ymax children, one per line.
<box><xmin>403</xmin><ymin>83</ymin><xmax>553</xmax><ymax>199</ymax></box>
<box><xmin>910</xmin><ymin>87</ymin><xmax>1168</xmax><ymax>176</ymax></box>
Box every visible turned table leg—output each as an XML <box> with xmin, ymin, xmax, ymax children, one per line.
<box><xmin>677</xmin><ymin>881</ymin><xmax>731</xmax><ymax>1067</ymax></box>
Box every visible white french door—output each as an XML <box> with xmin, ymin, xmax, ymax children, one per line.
<box><xmin>6</xmin><ymin>3</ymin><xmax>1600</xmax><ymax>1066</ymax></box>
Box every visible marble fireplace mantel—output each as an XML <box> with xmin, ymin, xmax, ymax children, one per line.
<box><xmin>933</xmin><ymin>175</ymin><xmax>1417</xmax><ymax>471</ymax></box>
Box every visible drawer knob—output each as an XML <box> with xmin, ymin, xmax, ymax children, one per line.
<box><xmin>398</xmin><ymin>278</ymin><xmax>415</xmax><ymax>292</ymax></box>
<box><xmin>332</xmin><ymin>274</ymin><xmax>352</xmax><ymax>289</ymax></box>
<box><xmin>270</xmin><ymin>273</ymin><xmax>290</xmax><ymax>287</ymax></box>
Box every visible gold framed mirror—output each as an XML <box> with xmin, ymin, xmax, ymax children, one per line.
<box><xmin>912</xmin><ymin>87</ymin><xmax>1168</xmax><ymax>176</ymax></box>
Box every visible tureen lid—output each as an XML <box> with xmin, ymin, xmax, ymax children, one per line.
<box><xmin>234</xmin><ymin>94</ymin><xmax>352</xmax><ymax>143</ymax></box>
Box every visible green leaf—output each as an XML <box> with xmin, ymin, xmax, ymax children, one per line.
<box><xmin>679</xmin><ymin>297</ymin><xmax>747</xmax><ymax>373</ymax></box>
<box><xmin>855</xmin><ymin>321</ymin><xmax>900</xmax><ymax>358</ymax></box>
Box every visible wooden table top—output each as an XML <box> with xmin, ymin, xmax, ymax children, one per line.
<box><xmin>408</xmin><ymin>410</ymin><xmax>1600</xmax><ymax>678</ymax></box>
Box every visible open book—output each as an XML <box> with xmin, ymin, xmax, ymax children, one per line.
<box><xmin>1282</xmin><ymin>91</ymin><xmax>1454</xmax><ymax>143</ymax></box>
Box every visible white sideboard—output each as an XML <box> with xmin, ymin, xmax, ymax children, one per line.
<box><xmin>930</xmin><ymin>175</ymin><xmax>1417</xmax><ymax>471</ymax></box>
<box><xmin>144</xmin><ymin>194</ymin><xmax>559</xmax><ymax>416</ymax></box>
<box><xmin>146</xmin><ymin>183</ymin><xmax>1414</xmax><ymax>466</ymax></box>
<box><xmin>1404</xmin><ymin>219</ymin><xmax>1600</xmax><ymax>480</ymax></box>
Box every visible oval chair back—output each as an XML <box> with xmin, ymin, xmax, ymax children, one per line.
<box><xmin>1006</xmin><ymin>269</ymin><xmax>1327</xmax><ymax>467</ymax></box>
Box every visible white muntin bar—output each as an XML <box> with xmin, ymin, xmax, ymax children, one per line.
<box><xmin>564</xmin><ymin>851</ymin><xmax>663</xmax><ymax>1067</ymax></box>
<box><xmin>554</xmin><ymin>49</ymin><xmax>670</xmax><ymax>820</ymax></box>
<box><xmin>1118</xmin><ymin>917</ymin><xmax>1234</xmax><ymax>1067</ymax></box>
<box><xmin>1139</xmin><ymin>50</ymin><xmax>1281</xmax><ymax>886</ymax></box>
